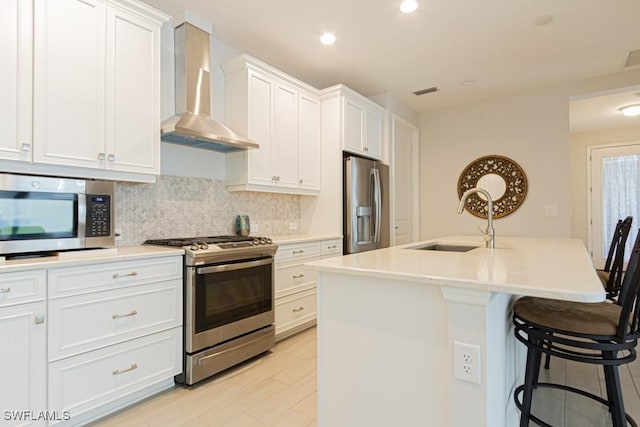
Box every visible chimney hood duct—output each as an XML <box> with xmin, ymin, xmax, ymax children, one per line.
<box><xmin>161</xmin><ymin>23</ymin><xmax>258</xmax><ymax>152</ymax></box>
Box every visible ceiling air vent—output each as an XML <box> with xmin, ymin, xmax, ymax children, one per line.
<box><xmin>624</xmin><ymin>49</ymin><xmax>640</xmax><ymax>68</ymax></box>
<box><xmin>413</xmin><ymin>86</ymin><xmax>439</xmax><ymax>96</ymax></box>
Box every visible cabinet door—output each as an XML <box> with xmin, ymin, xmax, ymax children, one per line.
<box><xmin>33</xmin><ymin>0</ymin><xmax>106</xmax><ymax>169</ymax></box>
<box><xmin>273</xmin><ymin>84</ymin><xmax>298</xmax><ymax>188</ymax></box>
<box><xmin>364</xmin><ymin>107</ymin><xmax>383</xmax><ymax>160</ymax></box>
<box><xmin>343</xmin><ymin>97</ymin><xmax>365</xmax><ymax>155</ymax></box>
<box><xmin>105</xmin><ymin>7</ymin><xmax>160</xmax><ymax>174</ymax></box>
<box><xmin>0</xmin><ymin>0</ymin><xmax>33</xmax><ymax>162</ymax></box>
<box><xmin>247</xmin><ymin>69</ymin><xmax>274</xmax><ymax>186</ymax></box>
<box><xmin>297</xmin><ymin>91</ymin><xmax>321</xmax><ymax>191</ymax></box>
<box><xmin>0</xmin><ymin>302</ymin><xmax>47</xmax><ymax>426</ymax></box>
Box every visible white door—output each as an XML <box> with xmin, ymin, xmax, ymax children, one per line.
<box><xmin>297</xmin><ymin>91</ymin><xmax>321</xmax><ymax>191</ymax></box>
<box><xmin>589</xmin><ymin>143</ymin><xmax>640</xmax><ymax>269</ymax></box>
<box><xmin>33</xmin><ymin>0</ymin><xmax>106</xmax><ymax>169</ymax></box>
<box><xmin>0</xmin><ymin>302</ymin><xmax>47</xmax><ymax>426</ymax></box>
<box><xmin>105</xmin><ymin>7</ymin><xmax>160</xmax><ymax>174</ymax></box>
<box><xmin>392</xmin><ymin>116</ymin><xmax>420</xmax><ymax>245</ymax></box>
<box><xmin>0</xmin><ymin>0</ymin><xmax>33</xmax><ymax>162</ymax></box>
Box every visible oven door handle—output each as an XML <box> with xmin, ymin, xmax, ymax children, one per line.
<box><xmin>196</xmin><ymin>257</ymin><xmax>272</xmax><ymax>274</ymax></box>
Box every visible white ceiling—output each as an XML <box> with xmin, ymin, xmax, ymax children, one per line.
<box><xmin>144</xmin><ymin>0</ymin><xmax>640</xmax><ymax>120</ymax></box>
<box><xmin>570</xmin><ymin>87</ymin><xmax>640</xmax><ymax>133</ymax></box>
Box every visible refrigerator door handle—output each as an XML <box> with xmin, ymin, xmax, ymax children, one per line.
<box><xmin>370</xmin><ymin>168</ymin><xmax>378</xmax><ymax>242</ymax></box>
<box><xmin>374</xmin><ymin>168</ymin><xmax>382</xmax><ymax>243</ymax></box>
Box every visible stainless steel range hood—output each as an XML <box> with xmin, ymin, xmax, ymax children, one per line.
<box><xmin>161</xmin><ymin>23</ymin><xmax>258</xmax><ymax>152</ymax></box>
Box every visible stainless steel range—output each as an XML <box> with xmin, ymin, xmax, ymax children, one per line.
<box><xmin>144</xmin><ymin>235</ymin><xmax>277</xmax><ymax>385</ymax></box>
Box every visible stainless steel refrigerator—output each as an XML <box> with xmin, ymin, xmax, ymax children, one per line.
<box><xmin>344</xmin><ymin>155</ymin><xmax>390</xmax><ymax>254</ymax></box>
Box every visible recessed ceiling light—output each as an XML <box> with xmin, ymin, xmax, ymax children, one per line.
<box><xmin>534</xmin><ymin>15</ymin><xmax>554</xmax><ymax>26</ymax></box>
<box><xmin>400</xmin><ymin>0</ymin><xmax>418</xmax><ymax>14</ymax></box>
<box><xmin>619</xmin><ymin>104</ymin><xmax>640</xmax><ymax>117</ymax></box>
<box><xmin>320</xmin><ymin>33</ymin><xmax>336</xmax><ymax>45</ymax></box>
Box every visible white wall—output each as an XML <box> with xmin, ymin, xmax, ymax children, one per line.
<box><xmin>570</xmin><ymin>124</ymin><xmax>640</xmax><ymax>245</ymax></box>
<box><xmin>419</xmin><ymin>85</ymin><xmax>573</xmax><ymax>239</ymax></box>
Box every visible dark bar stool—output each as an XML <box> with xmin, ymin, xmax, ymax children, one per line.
<box><xmin>597</xmin><ymin>216</ymin><xmax>633</xmax><ymax>300</ymax></box>
<box><xmin>513</xmin><ymin>230</ymin><xmax>640</xmax><ymax>427</ymax></box>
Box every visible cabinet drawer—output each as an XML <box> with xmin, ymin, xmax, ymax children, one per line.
<box><xmin>275</xmin><ymin>288</ymin><xmax>317</xmax><ymax>337</ymax></box>
<box><xmin>0</xmin><ymin>270</ymin><xmax>46</xmax><ymax>308</ymax></box>
<box><xmin>275</xmin><ymin>264</ymin><xmax>317</xmax><ymax>297</ymax></box>
<box><xmin>321</xmin><ymin>239</ymin><xmax>342</xmax><ymax>255</ymax></box>
<box><xmin>48</xmin><ymin>256</ymin><xmax>182</xmax><ymax>298</ymax></box>
<box><xmin>48</xmin><ymin>279</ymin><xmax>182</xmax><ymax>361</ymax></box>
<box><xmin>275</xmin><ymin>242</ymin><xmax>321</xmax><ymax>262</ymax></box>
<box><xmin>48</xmin><ymin>328</ymin><xmax>182</xmax><ymax>424</ymax></box>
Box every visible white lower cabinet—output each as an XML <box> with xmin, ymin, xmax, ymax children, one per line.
<box><xmin>46</xmin><ymin>255</ymin><xmax>183</xmax><ymax>426</ymax></box>
<box><xmin>48</xmin><ymin>328</ymin><xmax>181</xmax><ymax>425</ymax></box>
<box><xmin>274</xmin><ymin>238</ymin><xmax>341</xmax><ymax>340</ymax></box>
<box><xmin>0</xmin><ymin>301</ymin><xmax>47</xmax><ymax>427</ymax></box>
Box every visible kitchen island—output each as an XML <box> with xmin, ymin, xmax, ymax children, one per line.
<box><xmin>305</xmin><ymin>236</ymin><xmax>605</xmax><ymax>427</ymax></box>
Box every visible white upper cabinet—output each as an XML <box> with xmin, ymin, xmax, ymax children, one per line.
<box><xmin>341</xmin><ymin>87</ymin><xmax>384</xmax><ymax>160</ymax></box>
<box><xmin>0</xmin><ymin>0</ymin><xmax>167</xmax><ymax>182</ymax></box>
<box><xmin>0</xmin><ymin>0</ymin><xmax>33</xmax><ymax>162</ymax></box>
<box><xmin>223</xmin><ymin>55</ymin><xmax>321</xmax><ymax>195</ymax></box>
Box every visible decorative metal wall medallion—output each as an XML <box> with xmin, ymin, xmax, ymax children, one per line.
<box><xmin>457</xmin><ymin>155</ymin><xmax>528</xmax><ymax>219</ymax></box>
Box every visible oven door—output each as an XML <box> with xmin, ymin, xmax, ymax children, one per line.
<box><xmin>186</xmin><ymin>256</ymin><xmax>274</xmax><ymax>353</ymax></box>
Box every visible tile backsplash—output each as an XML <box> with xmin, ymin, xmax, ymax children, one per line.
<box><xmin>115</xmin><ymin>175</ymin><xmax>301</xmax><ymax>246</ymax></box>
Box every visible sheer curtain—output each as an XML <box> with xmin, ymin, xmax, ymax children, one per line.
<box><xmin>602</xmin><ymin>154</ymin><xmax>640</xmax><ymax>259</ymax></box>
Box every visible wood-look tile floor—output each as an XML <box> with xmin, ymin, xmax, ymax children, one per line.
<box><xmin>92</xmin><ymin>326</ymin><xmax>640</xmax><ymax>427</ymax></box>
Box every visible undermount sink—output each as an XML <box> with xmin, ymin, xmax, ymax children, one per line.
<box><xmin>408</xmin><ymin>243</ymin><xmax>479</xmax><ymax>253</ymax></box>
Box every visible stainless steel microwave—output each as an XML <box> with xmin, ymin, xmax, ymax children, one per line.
<box><xmin>0</xmin><ymin>173</ymin><xmax>115</xmax><ymax>256</ymax></box>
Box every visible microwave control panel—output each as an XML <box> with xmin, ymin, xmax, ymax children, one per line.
<box><xmin>86</xmin><ymin>194</ymin><xmax>111</xmax><ymax>237</ymax></box>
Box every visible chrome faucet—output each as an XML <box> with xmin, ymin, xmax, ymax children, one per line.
<box><xmin>457</xmin><ymin>188</ymin><xmax>495</xmax><ymax>249</ymax></box>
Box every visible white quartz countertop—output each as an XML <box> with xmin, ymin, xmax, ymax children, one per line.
<box><xmin>306</xmin><ymin>235</ymin><xmax>606</xmax><ymax>302</ymax></box>
<box><xmin>0</xmin><ymin>246</ymin><xmax>184</xmax><ymax>273</ymax></box>
<box><xmin>270</xmin><ymin>234</ymin><xmax>342</xmax><ymax>245</ymax></box>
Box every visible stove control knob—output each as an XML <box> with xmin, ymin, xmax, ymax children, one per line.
<box><xmin>265</xmin><ymin>238</ymin><xmax>273</xmax><ymax>244</ymax></box>
<box><xmin>259</xmin><ymin>237</ymin><xmax>267</xmax><ymax>244</ymax></box>
<box><xmin>190</xmin><ymin>244</ymin><xmax>199</xmax><ymax>251</ymax></box>
<box><xmin>199</xmin><ymin>243</ymin><xmax>209</xmax><ymax>250</ymax></box>
<box><xmin>252</xmin><ymin>239</ymin><xmax>260</xmax><ymax>245</ymax></box>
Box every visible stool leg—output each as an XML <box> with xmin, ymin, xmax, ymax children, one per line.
<box><xmin>543</xmin><ymin>334</ymin><xmax>552</xmax><ymax>370</ymax></box>
<box><xmin>603</xmin><ymin>351</ymin><xmax>626</xmax><ymax>427</ymax></box>
<box><xmin>519</xmin><ymin>341</ymin><xmax>541</xmax><ymax>427</ymax></box>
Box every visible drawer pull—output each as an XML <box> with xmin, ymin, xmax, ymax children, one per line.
<box><xmin>292</xmin><ymin>250</ymin><xmax>304</xmax><ymax>255</ymax></box>
<box><xmin>0</xmin><ymin>287</ymin><xmax>10</xmax><ymax>293</ymax></box>
<box><xmin>35</xmin><ymin>314</ymin><xmax>45</xmax><ymax>325</ymax></box>
<box><xmin>112</xmin><ymin>310</ymin><xmax>138</xmax><ymax>320</ymax></box>
<box><xmin>292</xmin><ymin>274</ymin><xmax>305</xmax><ymax>279</ymax></box>
<box><xmin>113</xmin><ymin>271</ymin><xmax>138</xmax><ymax>279</ymax></box>
<box><xmin>327</xmin><ymin>245</ymin><xmax>337</xmax><ymax>249</ymax></box>
<box><xmin>292</xmin><ymin>306</ymin><xmax>305</xmax><ymax>313</ymax></box>
<box><xmin>112</xmin><ymin>363</ymin><xmax>138</xmax><ymax>376</ymax></box>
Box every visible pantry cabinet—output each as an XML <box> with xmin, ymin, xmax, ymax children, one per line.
<box><xmin>223</xmin><ymin>55</ymin><xmax>321</xmax><ymax>195</ymax></box>
<box><xmin>0</xmin><ymin>0</ymin><xmax>168</xmax><ymax>182</ymax></box>
<box><xmin>274</xmin><ymin>237</ymin><xmax>342</xmax><ymax>340</ymax></box>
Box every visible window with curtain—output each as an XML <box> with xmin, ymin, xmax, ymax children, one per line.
<box><xmin>601</xmin><ymin>154</ymin><xmax>640</xmax><ymax>259</ymax></box>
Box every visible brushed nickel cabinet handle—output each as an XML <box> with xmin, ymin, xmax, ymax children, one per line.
<box><xmin>292</xmin><ymin>274</ymin><xmax>305</xmax><ymax>279</ymax></box>
<box><xmin>107</xmin><ymin>154</ymin><xmax>115</xmax><ymax>162</ymax></box>
<box><xmin>292</xmin><ymin>250</ymin><xmax>304</xmax><ymax>255</ymax></box>
<box><xmin>113</xmin><ymin>271</ymin><xmax>138</xmax><ymax>279</ymax></box>
<box><xmin>0</xmin><ymin>287</ymin><xmax>10</xmax><ymax>293</ymax></box>
<box><xmin>327</xmin><ymin>245</ymin><xmax>337</xmax><ymax>249</ymax></box>
<box><xmin>272</xmin><ymin>176</ymin><xmax>278</xmax><ymax>181</ymax></box>
<box><xmin>292</xmin><ymin>306</ymin><xmax>305</xmax><ymax>313</ymax></box>
<box><xmin>364</xmin><ymin>146</ymin><xmax>369</xmax><ymax>151</ymax></box>
<box><xmin>98</xmin><ymin>152</ymin><xmax>106</xmax><ymax>160</ymax></box>
<box><xmin>299</xmin><ymin>178</ymin><xmax>304</xmax><ymax>184</ymax></box>
<box><xmin>21</xmin><ymin>143</ymin><xmax>31</xmax><ymax>152</ymax></box>
<box><xmin>112</xmin><ymin>310</ymin><xmax>138</xmax><ymax>320</ymax></box>
<box><xmin>35</xmin><ymin>314</ymin><xmax>45</xmax><ymax>325</ymax></box>
<box><xmin>112</xmin><ymin>363</ymin><xmax>138</xmax><ymax>375</ymax></box>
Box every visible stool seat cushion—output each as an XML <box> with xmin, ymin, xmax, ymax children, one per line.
<box><xmin>514</xmin><ymin>296</ymin><xmax>621</xmax><ymax>336</ymax></box>
<box><xmin>595</xmin><ymin>269</ymin><xmax>609</xmax><ymax>288</ymax></box>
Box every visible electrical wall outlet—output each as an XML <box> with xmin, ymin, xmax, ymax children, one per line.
<box><xmin>453</xmin><ymin>341</ymin><xmax>481</xmax><ymax>385</ymax></box>
<box><xmin>289</xmin><ymin>222</ymin><xmax>298</xmax><ymax>231</ymax></box>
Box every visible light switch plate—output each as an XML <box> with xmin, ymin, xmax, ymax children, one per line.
<box><xmin>545</xmin><ymin>205</ymin><xmax>559</xmax><ymax>216</ymax></box>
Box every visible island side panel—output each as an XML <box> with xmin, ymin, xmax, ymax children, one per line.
<box><xmin>317</xmin><ymin>271</ymin><xmax>447</xmax><ymax>427</ymax></box>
